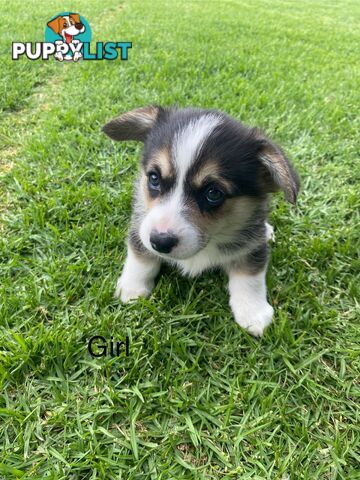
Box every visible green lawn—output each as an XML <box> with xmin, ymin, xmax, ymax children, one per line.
<box><xmin>1</xmin><ymin>0</ymin><xmax>359</xmax><ymax>478</ymax></box>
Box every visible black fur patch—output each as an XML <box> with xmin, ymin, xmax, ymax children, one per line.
<box><xmin>245</xmin><ymin>243</ymin><xmax>269</xmax><ymax>274</ymax></box>
<box><xmin>217</xmin><ymin>221</ymin><xmax>266</xmax><ymax>254</ymax></box>
<box><xmin>188</xmin><ymin>116</ymin><xmax>265</xmax><ymax>198</ymax></box>
<box><xmin>229</xmin><ymin>242</ymin><xmax>269</xmax><ymax>274</ymax></box>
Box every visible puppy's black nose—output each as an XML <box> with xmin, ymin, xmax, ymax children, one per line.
<box><xmin>150</xmin><ymin>231</ymin><xmax>178</xmax><ymax>254</ymax></box>
<box><xmin>75</xmin><ymin>22</ymin><xmax>84</xmax><ymax>29</ymax></box>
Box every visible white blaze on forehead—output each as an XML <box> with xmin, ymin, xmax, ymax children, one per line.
<box><xmin>153</xmin><ymin>114</ymin><xmax>221</xmax><ymax>234</ymax></box>
<box><xmin>172</xmin><ymin>114</ymin><xmax>221</xmax><ymax>179</ymax></box>
<box><xmin>141</xmin><ymin>114</ymin><xmax>221</xmax><ymax>257</ymax></box>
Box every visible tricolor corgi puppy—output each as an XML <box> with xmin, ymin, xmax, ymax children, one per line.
<box><xmin>103</xmin><ymin>106</ymin><xmax>299</xmax><ymax>336</ymax></box>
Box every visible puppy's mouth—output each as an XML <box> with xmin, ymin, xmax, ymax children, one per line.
<box><xmin>65</xmin><ymin>33</ymin><xmax>73</xmax><ymax>43</ymax></box>
<box><xmin>151</xmin><ymin>248</ymin><xmax>198</xmax><ymax>261</ymax></box>
<box><xmin>64</xmin><ymin>24</ymin><xmax>84</xmax><ymax>42</ymax></box>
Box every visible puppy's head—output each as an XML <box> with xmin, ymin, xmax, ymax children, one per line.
<box><xmin>47</xmin><ymin>14</ymin><xmax>85</xmax><ymax>37</ymax></box>
<box><xmin>103</xmin><ymin>106</ymin><xmax>299</xmax><ymax>260</ymax></box>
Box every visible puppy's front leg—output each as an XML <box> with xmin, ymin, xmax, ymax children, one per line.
<box><xmin>115</xmin><ymin>244</ymin><xmax>161</xmax><ymax>303</ymax></box>
<box><xmin>228</xmin><ymin>265</ymin><xmax>273</xmax><ymax>337</ymax></box>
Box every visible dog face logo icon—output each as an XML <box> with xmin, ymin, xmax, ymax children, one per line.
<box><xmin>45</xmin><ymin>12</ymin><xmax>91</xmax><ymax>62</ymax></box>
<box><xmin>47</xmin><ymin>13</ymin><xmax>85</xmax><ymax>43</ymax></box>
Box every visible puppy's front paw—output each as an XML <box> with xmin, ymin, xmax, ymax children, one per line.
<box><xmin>73</xmin><ymin>51</ymin><xmax>82</xmax><ymax>62</ymax></box>
<box><xmin>265</xmin><ymin>222</ymin><xmax>275</xmax><ymax>242</ymax></box>
<box><xmin>114</xmin><ymin>274</ymin><xmax>154</xmax><ymax>303</ymax></box>
<box><xmin>231</xmin><ymin>301</ymin><xmax>274</xmax><ymax>337</ymax></box>
<box><xmin>54</xmin><ymin>52</ymin><xmax>64</xmax><ymax>62</ymax></box>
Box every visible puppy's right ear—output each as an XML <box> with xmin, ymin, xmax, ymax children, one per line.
<box><xmin>102</xmin><ymin>106</ymin><xmax>161</xmax><ymax>142</ymax></box>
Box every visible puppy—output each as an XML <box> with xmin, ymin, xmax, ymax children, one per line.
<box><xmin>47</xmin><ymin>13</ymin><xmax>85</xmax><ymax>62</ymax></box>
<box><xmin>103</xmin><ymin>106</ymin><xmax>299</xmax><ymax>336</ymax></box>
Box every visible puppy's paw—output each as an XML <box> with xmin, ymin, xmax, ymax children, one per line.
<box><xmin>114</xmin><ymin>275</ymin><xmax>154</xmax><ymax>303</ymax></box>
<box><xmin>265</xmin><ymin>222</ymin><xmax>275</xmax><ymax>242</ymax></box>
<box><xmin>54</xmin><ymin>52</ymin><xmax>64</xmax><ymax>62</ymax></box>
<box><xmin>231</xmin><ymin>301</ymin><xmax>274</xmax><ymax>337</ymax></box>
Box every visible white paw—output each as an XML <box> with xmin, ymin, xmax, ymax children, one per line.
<box><xmin>265</xmin><ymin>222</ymin><xmax>275</xmax><ymax>242</ymax></box>
<box><xmin>231</xmin><ymin>302</ymin><xmax>274</xmax><ymax>337</ymax></box>
<box><xmin>114</xmin><ymin>274</ymin><xmax>154</xmax><ymax>303</ymax></box>
<box><xmin>73</xmin><ymin>51</ymin><xmax>83</xmax><ymax>62</ymax></box>
<box><xmin>54</xmin><ymin>52</ymin><xmax>64</xmax><ymax>62</ymax></box>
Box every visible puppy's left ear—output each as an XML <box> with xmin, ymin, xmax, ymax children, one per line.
<box><xmin>257</xmin><ymin>138</ymin><xmax>300</xmax><ymax>204</ymax></box>
<box><xmin>102</xmin><ymin>106</ymin><xmax>160</xmax><ymax>142</ymax></box>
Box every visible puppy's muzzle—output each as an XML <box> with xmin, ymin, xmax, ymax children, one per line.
<box><xmin>150</xmin><ymin>230</ymin><xmax>178</xmax><ymax>254</ymax></box>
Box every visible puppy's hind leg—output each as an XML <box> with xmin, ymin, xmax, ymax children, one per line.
<box><xmin>115</xmin><ymin>243</ymin><xmax>161</xmax><ymax>303</ymax></box>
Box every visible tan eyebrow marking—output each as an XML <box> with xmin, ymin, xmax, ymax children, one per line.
<box><xmin>147</xmin><ymin>148</ymin><xmax>173</xmax><ymax>178</ymax></box>
<box><xmin>191</xmin><ymin>161</ymin><xmax>233</xmax><ymax>193</ymax></box>
<box><xmin>192</xmin><ymin>160</ymin><xmax>220</xmax><ymax>187</ymax></box>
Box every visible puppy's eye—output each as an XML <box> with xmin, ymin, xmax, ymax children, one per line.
<box><xmin>148</xmin><ymin>171</ymin><xmax>160</xmax><ymax>190</ymax></box>
<box><xmin>205</xmin><ymin>186</ymin><xmax>224</xmax><ymax>206</ymax></box>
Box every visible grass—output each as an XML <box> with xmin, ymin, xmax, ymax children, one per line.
<box><xmin>0</xmin><ymin>0</ymin><xmax>359</xmax><ymax>478</ymax></box>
